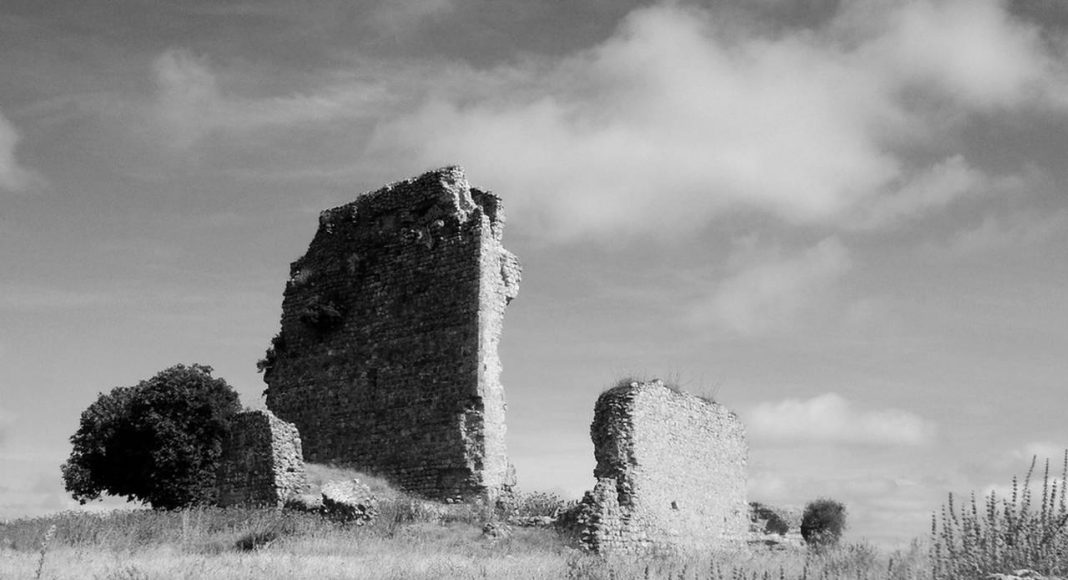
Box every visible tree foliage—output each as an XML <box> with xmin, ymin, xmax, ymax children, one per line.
<box><xmin>61</xmin><ymin>364</ymin><xmax>242</xmax><ymax>509</ymax></box>
<box><xmin>801</xmin><ymin>497</ymin><xmax>848</xmax><ymax>548</ymax></box>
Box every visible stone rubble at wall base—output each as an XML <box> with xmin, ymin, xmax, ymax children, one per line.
<box><xmin>320</xmin><ymin>479</ymin><xmax>378</xmax><ymax>524</ymax></box>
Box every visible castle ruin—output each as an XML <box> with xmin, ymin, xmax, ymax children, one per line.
<box><xmin>579</xmin><ymin>380</ymin><xmax>749</xmax><ymax>553</ymax></box>
<box><xmin>262</xmin><ymin>166</ymin><xmax>520</xmax><ymax>500</ymax></box>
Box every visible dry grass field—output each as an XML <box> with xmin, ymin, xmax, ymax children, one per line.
<box><xmin>0</xmin><ymin>508</ymin><xmax>923</xmax><ymax>580</ymax></box>
<box><xmin>2</xmin><ymin>458</ymin><xmax>1065</xmax><ymax>580</ymax></box>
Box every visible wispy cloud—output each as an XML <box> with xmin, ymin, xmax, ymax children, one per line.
<box><xmin>1011</xmin><ymin>441</ymin><xmax>1068</xmax><ymax>463</ymax></box>
<box><xmin>0</xmin><ymin>405</ymin><xmax>11</xmax><ymax>446</ymax></box>
<box><xmin>0</xmin><ymin>108</ymin><xmax>35</xmax><ymax>192</ymax></box>
<box><xmin>862</xmin><ymin>0</ymin><xmax>1059</xmax><ymax>109</ymax></box>
<box><xmin>693</xmin><ymin>237</ymin><xmax>851</xmax><ymax>336</ymax></box>
<box><xmin>850</xmin><ymin>156</ymin><xmax>986</xmax><ymax>229</ymax></box>
<box><xmin>370</xmin><ymin>0</ymin><xmax>454</xmax><ymax>36</ymax></box>
<box><xmin>0</xmin><ymin>285</ymin><xmax>114</xmax><ymax>311</ymax></box>
<box><xmin>151</xmin><ymin>49</ymin><xmax>388</xmax><ymax>149</ymax></box>
<box><xmin>941</xmin><ymin>209</ymin><xmax>1068</xmax><ymax>255</ymax></box>
<box><xmin>746</xmin><ymin>393</ymin><xmax>937</xmax><ymax>446</ymax></box>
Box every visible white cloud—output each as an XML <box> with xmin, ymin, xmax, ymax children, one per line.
<box><xmin>746</xmin><ymin>392</ymin><xmax>936</xmax><ymax>446</ymax></box>
<box><xmin>864</xmin><ymin>0</ymin><xmax>1056</xmax><ymax>109</ymax></box>
<box><xmin>0</xmin><ymin>109</ymin><xmax>34</xmax><ymax>192</ymax></box>
<box><xmin>694</xmin><ymin>237</ymin><xmax>850</xmax><ymax>335</ymax></box>
<box><xmin>364</xmin><ymin>0</ymin><xmax>1067</xmax><ymax>240</ymax></box>
<box><xmin>135</xmin><ymin>1</ymin><xmax>1068</xmax><ymax>240</ymax></box>
<box><xmin>368</xmin><ymin>5</ymin><xmax>905</xmax><ymax>239</ymax></box>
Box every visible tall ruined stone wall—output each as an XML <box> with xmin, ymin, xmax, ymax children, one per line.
<box><xmin>582</xmin><ymin>380</ymin><xmax>748</xmax><ymax>553</ymax></box>
<box><xmin>216</xmin><ymin>410</ymin><xmax>306</xmax><ymax>507</ymax></box>
<box><xmin>262</xmin><ymin>166</ymin><xmax>519</xmax><ymax>500</ymax></box>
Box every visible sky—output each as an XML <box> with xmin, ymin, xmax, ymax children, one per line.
<box><xmin>1</xmin><ymin>0</ymin><xmax>1067</xmax><ymax>547</ymax></box>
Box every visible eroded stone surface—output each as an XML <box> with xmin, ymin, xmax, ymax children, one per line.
<box><xmin>579</xmin><ymin>380</ymin><xmax>749</xmax><ymax>553</ymax></box>
<box><xmin>262</xmin><ymin>166</ymin><xmax>519</xmax><ymax>500</ymax></box>
<box><xmin>216</xmin><ymin>410</ymin><xmax>306</xmax><ymax>507</ymax></box>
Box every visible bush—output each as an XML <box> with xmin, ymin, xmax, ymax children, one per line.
<box><xmin>61</xmin><ymin>364</ymin><xmax>242</xmax><ymax>509</ymax></box>
<box><xmin>802</xmin><ymin>498</ymin><xmax>847</xmax><ymax>548</ymax></box>
<box><xmin>931</xmin><ymin>452</ymin><xmax>1068</xmax><ymax>579</ymax></box>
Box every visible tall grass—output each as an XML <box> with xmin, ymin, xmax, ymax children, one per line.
<box><xmin>0</xmin><ymin>506</ymin><xmax>929</xmax><ymax>580</ymax></box>
<box><xmin>7</xmin><ymin>454</ymin><xmax>1068</xmax><ymax>580</ymax></box>
<box><xmin>931</xmin><ymin>452</ymin><xmax>1068</xmax><ymax>579</ymax></box>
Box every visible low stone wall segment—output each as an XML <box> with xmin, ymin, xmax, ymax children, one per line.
<box><xmin>582</xmin><ymin>380</ymin><xmax>749</xmax><ymax>553</ymax></box>
<box><xmin>216</xmin><ymin>410</ymin><xmax>306</xmax><ymax>507</ymax></box>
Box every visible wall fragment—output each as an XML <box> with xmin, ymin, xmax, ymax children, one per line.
<box><xmin>262</xmin><ymin>166</ymin><xmax>519</xmax><ymax>500</ymax></box>
<box><xmin>216</xmin><ymin>410</ymin><xmax>306</xmax><ymax>507</ymax></box>
<box><xmin>581</xmin><ymin>380</ymin><xmax>749</xmax><ymax>553</ymax></box>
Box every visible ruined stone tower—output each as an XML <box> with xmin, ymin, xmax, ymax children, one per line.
<box><xmin>262</xmin><ymin>166</ymin><xmax>520</xmax><ymax>499</ymax></box>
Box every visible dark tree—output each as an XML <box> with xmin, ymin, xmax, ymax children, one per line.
<box><xmin>801</xmin><ymin>498</ymin><xmax>847</xmax><ymax>548</ymax></box>
<box><xmin>61</xmin><ymin>364</ymin><xmax>242</xmax><ymax>509</ymax></box>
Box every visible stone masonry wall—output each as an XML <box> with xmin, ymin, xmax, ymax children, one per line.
<box><xmin>581</xmin><ymin>380</ymin><xmax>748</xmax><ymax>553</ymax></box>
<box><xmin>262</xmin><ymin>166</ymin><xmax>519</xmax><ymax>500</ymax></box>
<box><xmin>216</xmin><ymin>410</ymin><xmax>306</xmax><ymax>507</ymax></box>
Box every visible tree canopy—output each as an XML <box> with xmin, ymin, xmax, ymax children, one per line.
<box><xmin>61</xmin><ymin>364</ymin><xmax>242</xmax><ymax>509</ymax></box>
<box><xmin>801</xmin><ymin>497</ymin><xmax>848</xmax><ymax>548</ymax></box>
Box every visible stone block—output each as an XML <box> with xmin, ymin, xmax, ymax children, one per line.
<box><xmin>216</xmin><ymin>410</ymin><xmax>306</xmax><ymax>507</ymax></box>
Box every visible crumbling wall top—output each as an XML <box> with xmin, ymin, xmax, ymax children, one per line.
<box><xmin>316</xmin><ymin>166</ymin><xmax>503</xmax><ymax>237</ymax></box>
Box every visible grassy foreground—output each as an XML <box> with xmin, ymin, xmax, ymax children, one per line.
<box><xmin>3</xmin><ymin>456</ymin><xmax>1066</xmax><ymax>580</ymax></box>
<box><xmin>0</xmin><ymin>505</ymin><xmax>926</xmax><ymax>580</ymax></box>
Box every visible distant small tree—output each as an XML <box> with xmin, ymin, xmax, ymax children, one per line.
<box><xmin>801</xmin><ymin>498</ymin><xmax>847</xmax><ymax>548</ymax></box>
<box><xmin>61</xmin><ymin>364</ymin><xmax>241</xmax><ymax>509</ymax></box>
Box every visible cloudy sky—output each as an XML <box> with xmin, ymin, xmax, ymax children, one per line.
<box><xmin>2</xmin><ymin>0</ymin><xmax>1067</xmax><ymax>546</ymax></box>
